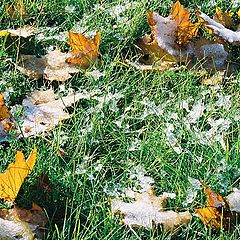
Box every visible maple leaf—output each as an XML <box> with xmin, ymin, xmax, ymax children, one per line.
<box><xmin>213</xmin><ymin>7</ymin><xmax>234</xmax><ymax>29</ymax></box>
<box><xmin>111</xmin><ymin>187</ymin><xmax>191</xmax><ymax>232</ymax></box>
<box><xmin>18</xmin><ymin>89</ymin><xmax>90</xmax><ymax>137</ymax></box>
<box><xmin>199</xmin><ymin>11</ymin><xmax>240</xmax><ymax>45</ymax></box>
<box><xmin>66</xmin><ymin>31</ymin><xmax>101</xmax><ymax>68</ymax></box>
<box><xmin>0</xmin><ymin>202</ymin><xmax>47</xmax><ymax>239</ymax></box>
<box><xmin>195</xmin><ymin>184</ymin><xmax>238</xmax><ymax>231</ymax></box>
<box><xmin>0</xmin><ymin>94</ymin><xmax>15</xmax><ymax>142</ymax></box>
<box><xmin>0</xmin><ymin>26</ymin><xmax>37</xmax><ymax>38</ymax></box>
<box><xmin>0</xmin><ymin>147</ymin><xmax>36</xmax><ymax>201</ymax></box>
<box><xmin>136</xmin><ymin>1</ymin><xmax>200</xmax><ymax>71</ymax></box>
<box><xmin>16</xmin><ymin>49</ymin><xmax>79</xmax><ymax>81</ymax></box>
<box><xmin>170</xmin><ymin>1</ymin><xmax>200</xmax><ymax>45</ymax></box>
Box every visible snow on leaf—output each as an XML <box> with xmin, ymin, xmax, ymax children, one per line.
<box><xmin>18</xmin><ymin>89</ymin><xmax>88</xmax><ymax>137</ymax></box>
<box><xmin>0</xmin><ymin>147</ymin><xmax>36</xmax><ymax>201</ymax></box>
<box><xmin>226</xmin><ymin>188</ymin><xmax>240</xmax><ymax>212</ymax></box>
<box><xmin>200</xmin><ymin>12</ymin><xmax>240</xmax><ymax>45</ymax></box>
<box><xmin>0</xmin><ymin>26</ymin><xmax>37</xmax><ymax>38</ymax></box>
<box><xmin>16</xmin><ymin>49</ymin><xmax>79</xmax><ymax>81</ymax></box>
<box><xmin>0</xmin><ymin>203</ymin><xmax>47</xmax><ymax>239</ymax></box>
<box><xmin>66</xmin><ymin>31</ymin><xmax>101</xmax><ymax>68</ymax></box>
<box><xmin>111</xmin><ymin>187</ymin><xmax>191</xmax><ymax>231</ymax></box>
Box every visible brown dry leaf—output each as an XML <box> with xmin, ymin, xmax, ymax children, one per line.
<box><xmin>66</xmin><ymin>31</ymin><xmax>101</xmax><ymax>69</ymax></box>
<box><xmin>0</xmin><ymin>26</ymin><xmax>37</xmax><ymax>38</ymax></box>
<box><xmin>0</xmin><ymin>203</ymin><xmax>47</xmax><ymax>239</ymax></box>
<box><xmin>213</xmin><ymin>7</ymin><xmax>234</xmax><ymax>29</ymax></box>
<box><xmin>18</xmin><ymin>89</ymin><xmax>87</xmax><ymax>137</ymax></box>
<box><xmin>136</xmin><ymin>1</ymin><xmax>200</xmax><ymax>70</ymax></box>
<box><xmin>0</xmin><ymin>147</ymin><xmax>36</xmax><ymax>201</ymax></box>
<box><xmin>111</xmin><ymin>187</ymin><xmax>191</xmax><ymax>232</ymax></box>
<box><xmin>0</xmin><ymin>94</ymin><xmax>15</xmax><ymax>142</ymax></box>
<box><xmin>200</xmin><ymin>12</ymin><xmax>240</xmax><ymax>45</ymax></box>
<box><xmin>6</xmin><ymin>0</ymin><xmax>27</xmax><ymax>20</ymax></box>
<box><xmin>195</xmin><ymin>184</ymin><xmax>238</xmax><ymax>231</ymax></box>
<box><xmin>170</xmin><ymin>1</ymin><xmax>200</xmax><ymax>45</ymax></box>
<box><xmin>16</xmin><ymin>49</ymin><xmax>79</xmax><ymax>81</ymax></box>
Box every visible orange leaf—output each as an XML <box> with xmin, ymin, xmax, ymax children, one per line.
<box><xmin>0</xmin><ymin>147</ymin><xmax>37</xmax><ymax>201</ymax></box>
<box><xmin>66</xmin><ymin>31</ymin><xmax>100</xmax><ymax>68</ymax></box>
<box><xmin>170</xmin><ymin>1</ymin><xmax>199</xmax><ymax>45</ymax></box>
<box><xmin>195</xmin><ymin>184</ymin><xmax>237</xmax><ymax>231</ymax></box>
<box><xmin>0</xmin><ymin>94</ymin><xmax>11</xmax><ymax>121</ymax></box>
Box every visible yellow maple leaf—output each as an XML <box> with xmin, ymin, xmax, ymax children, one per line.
<box><xmin>66</xmin><ymin>31</ymin><xmax>101</xmax><ymax>69</ymax></box>
<box><xmin>170</xmin><ymin>1</ymin><xmax>200</xmax><ymax>45</ymax></box>
<box><xmin>0</xmin><ymin>147</ymin><xmax>37</xmax><ymax>201</ymax></box>
<box><xmin>213</xmin><ymin>7</ymin><xmax>234</xmax><ymax>29</ymax></box>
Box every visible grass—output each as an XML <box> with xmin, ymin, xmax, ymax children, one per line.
<box><xmin>0</xmin><ymin>0</ymin><xmax>240</xmax><ymax>239</ymax></box>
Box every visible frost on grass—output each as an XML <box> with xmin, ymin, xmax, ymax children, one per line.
<box><xmin>183</xmin><ymin>177</ymin><xmax>202</xmax><ymax>206</ymax></box>
<box><xmin>165</xmin><ymin>123</ymin><xmax>182</xmax><ymax>154</ymax></box>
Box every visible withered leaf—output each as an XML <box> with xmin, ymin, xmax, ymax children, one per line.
<box><xmin>195</xmin><ymin>184</ymin><xmax>238</xmax><ymax>231</ymax></box>
<box><xmin>17</xmin><ymin>49</ymin><xmax>79</xmax><ymax>81</ymax></box>
<box><xmin>0</xmin><ymin>147</ymin><xmax>36</xmax><ymax>201</ymax></box>
<box><xmin>0</xmin><ymin>203</ymin><xmax>47</xmax><ymax>239</ymax></box>
<box><xmin>0</xmin><ymin>26</ymin><xmax>37</xmax><ymax>38</ymax></box>
<box><xmin>66</xmin><ymin>31</ymin><xmax>101</xmax><ymax>69</ymax></box>
<box><xmin>111</xmin><ymin>187</ymin><xmax>191</xmax><ymax>232</ymax></box>
<box><xmin>200</xmin><ymin>12</ymin><xmax>240</xmax><ymax>45</ymax></box>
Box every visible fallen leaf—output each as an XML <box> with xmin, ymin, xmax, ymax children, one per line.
<box><xmin>0</xmin><ymin>203</ymin><xmax>47</xmax><ymax>239</ymax></box>
<box><xmin>0</xmin><ymin>26</ymin><xmax>37</xmax><ymax>38</ymax></box>
<box><xmin>66</xmin><ymin>31</ymin><xmax>101</xmax><ymax>68</ymax></box>
<box><xmin>16</xmin><ymin>49</ymin><xmax>79</xmax><ymax>81</ymax></box>
<box><xmin>111</xmin><ymin>187</ymin><xmax>191</xmax><ymax>232</ymax></box>
<box><xmin>0</xmin><ymin>147</ymin><xmax>36</xmax><ymax>201</ymax></box>
<box><xmin>136</xmin><ymin>1</ymin><xmax>200</xmax><ymax>70</ymax></box>
<box><xmin>213</xmin><ymin>7</ymin><xmax>234</xmax><ymax>29</ymax></box>
<box><xmin>18</xmin><ymin>89</ymin><xmax>87</xmax><ymax>137</ymax></box>
<box><xmin>226</xmin><ymin>188</ymin><xmax>240</xmax><ymax>212</ymax></box>
<box><xmin>170</xmin><ymin>1</ymin><xmax>200</xmax><ymax>45</ymax></box>
<box><xmin>200</xmin><ymin>12</ymin><xmax>240</xmax><ymax>45</ymax></box>
<box><xmin>6</xmin><ymin>0</ymin><xmax>27</xmax><ymax>20</ymax></box>
<box><xmin>195</xmin><ymin>184</ymin><xmax>238</xmax><ymax>231</ymax></box>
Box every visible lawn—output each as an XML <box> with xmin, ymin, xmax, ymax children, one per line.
<box><xmin>0</xmin><ymin>0</ymin><xmax>240</xmax><ymax>239</ymax></box>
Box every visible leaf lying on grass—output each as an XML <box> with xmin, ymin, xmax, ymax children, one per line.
<box><xmin>0</xmin><ymin>26</ymin><xmax>37</xmax><ymax>38</ymax></box>
<box><xmin>0</xmin><ymin>147</ymin><xmax>36</xmax><ymax>201</ymax></box>
<box><xmin>0</xmin><ymin>94</ymin><xmax>15</xmax><ymax>142</ymax></box>
<box><xmin>18</xmin><ymin>89</ymin><xmax>84</xmax><ymax>137</ymax></box>
<box><xmin>195</xmin><ymin>183</ymin><xmax>239</xmax><ymax>231</ymax></box>
<box><xmin>200</xmin><ymin>12</ymin><xmax>240</xmax><ymax>45</ymax></box>
<box><xmin>16</xmin><ymin>49</ymin><xmax>79</xmax><ymax>81</ymax></box>
<box><xmin>0</xmin><ymin>203</ymin><xmax>47</xmax><ymax>239</ymax></box>
<box><xmin>111</xmin><ymin>187</ymin><xmax>191</xmax><ymax>232</ymax></box>
<box><xmin>135</xmin><ymin>1</ymin><xmax>229</xmax><ymax>73</ymax></box>
<box><xmin>66</xmin><ymin>31</ymin><xmax>101</xmax><ymax>69</ymax></box>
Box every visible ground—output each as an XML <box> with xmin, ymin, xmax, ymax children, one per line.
<box><xmin>0</xmin><ymin>0</ymin><xmax>240</xmax><ymax>239</ymax></box>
